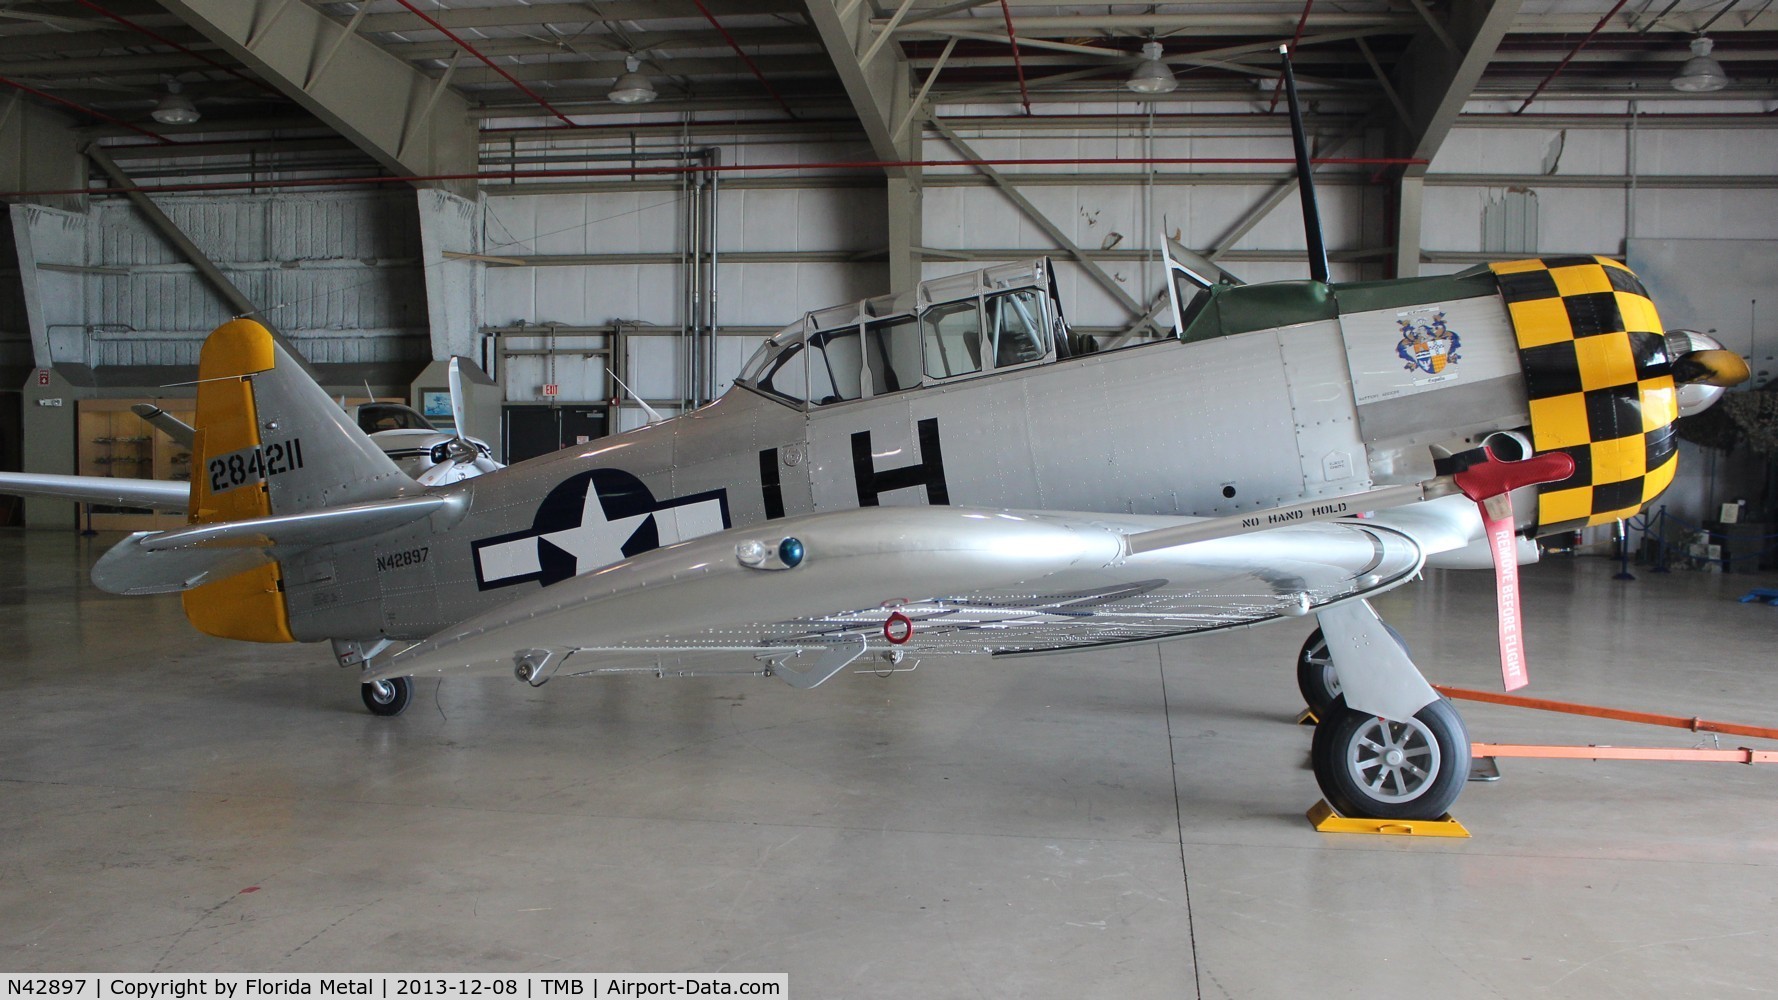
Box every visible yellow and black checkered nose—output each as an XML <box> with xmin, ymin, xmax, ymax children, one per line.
<box><xmin>1490</xmin><ymin>256</ymin><xmax>1679</xmax><ymax>536</ymax></box>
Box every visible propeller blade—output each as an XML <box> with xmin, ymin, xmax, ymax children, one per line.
<box><xmin>1672</xmin><ymin>348</ymin><xmax>1750</xmax><ymax>388</ymax></box>
<box><xmin>417</xmin><ymin>457</ymin><xmax>463</xmax><ymax>487</ymax></box>
<box><xmin>447</xmin><ymin>356</ymin><xmax>468</xmax><ymax>435</ymax></box>
<box><xmin>1279</xmin><ymin>45</ymin><xmax>1329</xmax><ymax>284</ymax></box>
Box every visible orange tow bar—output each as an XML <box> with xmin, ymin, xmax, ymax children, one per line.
<box><xmin>1434</xmin><ymin>685</ymin><xmax>1778</xmax><ymax>764</ymax></box>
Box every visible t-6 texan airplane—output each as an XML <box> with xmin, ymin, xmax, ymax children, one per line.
<box><xmin>0</xmin><ymin>55</ymin><xmax>1748</xmax><ymax>822</ymax></box>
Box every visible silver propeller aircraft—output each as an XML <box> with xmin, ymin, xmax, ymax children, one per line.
<box><xmin>0</xmin><ymin>55</ymin><xmax>1749</xmax><ymax>821</ymax></box>
<box><xmin>129</xmin><ymin>356</ymin><xmax>501</xmax><ymax>486</ymax></box>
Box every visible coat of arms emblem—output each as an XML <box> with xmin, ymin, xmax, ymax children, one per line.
<box><xmin>1397</xmin><ymin>311</ymin><xmax>1461</xmax><ymax>377</ymax></box>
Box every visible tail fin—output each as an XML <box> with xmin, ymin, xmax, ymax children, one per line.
<box><xmin>188</xmin><ymin>319</ymin><xmax>407</xmax><ymax>523</ymax></box>
<box><xmin>182</xmin><ymin>319</ymin><xmax>408</xmax><ymax>642</ymax></box>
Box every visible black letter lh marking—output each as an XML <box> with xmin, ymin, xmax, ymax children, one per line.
<box><xmin>851</xmin><ymin>417</ymin><xmax>949</xmax><ymax>506</ymax></box>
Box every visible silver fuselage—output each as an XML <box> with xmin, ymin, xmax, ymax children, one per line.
<box><xmin>281</xmin><ymin>301</ymin><xmax>1528</xmax><ymax>643</ymax></box>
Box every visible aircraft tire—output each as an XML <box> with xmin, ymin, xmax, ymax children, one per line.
<box><xmin>1295</xmin><ymin>629</ymin><xmax>1339</xmax><ymax>712</ymax></box>
<box><xmin>361</xmin><ymin>676</ymin><xmax>413</xmax><ymax>717</ymax></box>
<box><xmin>1311</xmin><ymin>695</ymin><xmax>1469</xmax><ymax>821</ymax></box>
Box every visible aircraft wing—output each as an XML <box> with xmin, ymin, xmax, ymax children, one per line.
<box><xmin>367</xmin><ymin>502</ymin><xmax>1451</xmax><ymax>685</ymax></box>
<box><xmin>0</xmin><ymin>472</ymin><xmax>189</xmax><ymax>512</ymax></box>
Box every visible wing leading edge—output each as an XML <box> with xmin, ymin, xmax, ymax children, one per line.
<box><xmin>0</xmin><ymin>472</ymin><xmax>188</xmax><ymax>512</ymax></box>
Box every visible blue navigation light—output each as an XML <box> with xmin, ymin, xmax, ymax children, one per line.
<box><xmin>777</xmin><ymin>537</ymin><xmax>805</xmax><ymax>568</ymax></box>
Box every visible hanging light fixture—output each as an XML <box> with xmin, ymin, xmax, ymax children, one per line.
<box><xmin>1126</xmin><ymin>41</ymin><xmax>1177</xmax><ymax>95</ymax></box>
<box><xmin>608</xmin><ymin>55</ymin><xmax>657</xmax><ymax>104</ymax></box>
<box><xmin>151</xmin><ymin>79</ymin><xmax>199</xmax><ymax>125</ymax></box>
<box><xmin>1671</xmin><ymin>35</ymin><xmax>1730</xmax><ymax>92</ymax></box>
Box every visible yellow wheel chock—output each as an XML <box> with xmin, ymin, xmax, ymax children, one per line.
<box><xmin>1306</xmin><ymin>799</ymin><xmax>1471</xmax><ymax>838</ymax></box>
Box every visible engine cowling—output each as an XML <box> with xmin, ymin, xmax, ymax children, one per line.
<box><xmin>1490</xmin><ymin>255</ymin><xmax>1713</xmax><ymax>536</ymax></box>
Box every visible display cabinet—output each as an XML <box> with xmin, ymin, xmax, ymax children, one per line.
<box><xmin>76</xmin><ymin>399</ymin><xmax>194</xmax><ymax>532</ymax></box>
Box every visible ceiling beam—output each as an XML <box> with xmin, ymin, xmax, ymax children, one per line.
<box><xmin>0</xmin><ymin>94</ymin><xmax>83</xmax><ymax>211</ymax></box>
<box><xmin>802</xmin><ymin>0</ymin><xmax>913</xmax><ymax>169</ymax></box>
<box><xmin>383</xmin><ymin>28</ymin><xmax>816</xmax><ymax>64</ymax></box>
<box><xmin>1388</xmin><ymin>0</ymin><xmax>1525</xmax><ymax>276</ymax></box>
<box><xmin>1391</xmin><ymin>0</ymin><xmax>1527</xmax><ymax>178</ymax></box>
<box><xmin>153</xmin><ymin>0</ymin><xmax>477</xmax><ymax>197</ymax></box>
<box><xmin>352</xmin><ymin>1</ymin><xmax>801</xmax><ymax>34</ymax></box>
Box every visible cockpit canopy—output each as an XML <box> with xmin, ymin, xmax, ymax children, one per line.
<box><xmin>738</xmin><ymin>259</ymin><xmax>1067</xmax><ymax>408</ymax></box>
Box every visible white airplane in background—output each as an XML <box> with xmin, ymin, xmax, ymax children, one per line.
<box><xmin>132</xmin><ymin>357</ymin><xmax>500</xmax><ymax>486</ymax></box>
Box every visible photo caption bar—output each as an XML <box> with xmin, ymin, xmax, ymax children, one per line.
<box><xmin>2</xmin><ymin>976</ymin><xmax>785</xmax><ymax>1000</ymax></box>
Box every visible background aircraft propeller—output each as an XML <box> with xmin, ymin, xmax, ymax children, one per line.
<box><xmin>417</xmin><ymin>358</ymin><xmax>500</xmax><ymax>486</ymax></box>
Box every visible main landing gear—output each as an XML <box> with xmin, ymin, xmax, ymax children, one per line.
<box><xmin>361</xmin><ymin>676</ymin><xmax>414</xmax><ymax>717</ymax></box>
<box><xmin>1297</xmin><ymin>625</ymin><xmax>1471</xmax><ymax>821</ymax></box>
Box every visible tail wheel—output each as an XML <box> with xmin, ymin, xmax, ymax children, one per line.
<box><xmin>361</xmin><ymin>676</ymin><xmax>413</xmax><ymax>717</ymax></box>
<box><xmin>1311</xmin><ymin>696</ymin><xmax>1470</xmax><ymax>820</ymax></box>
<box><xmin>1295</xmin><ymin>629</ymin><xmax>1339</xmax><ymax>713</ymax></box>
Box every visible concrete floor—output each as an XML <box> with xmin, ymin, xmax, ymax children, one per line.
<box><xmin>2</xmin><ymin>530</ymin><xmax>1776</xmax><ymax>996</ymax></box>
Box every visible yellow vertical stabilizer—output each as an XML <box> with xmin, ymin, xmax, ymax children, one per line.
<box><xmin>181</xmin><ymin>319</ymin><xmax>294</xmax><ymax>643</ymax></box>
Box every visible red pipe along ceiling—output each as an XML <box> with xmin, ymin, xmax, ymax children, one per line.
<box><xmin>388</xmin><ymin>0</ymin><xmax>577</xmax><ymax>126</ymax></box>
<box><xmin>1</xmin><ymin>156</ymin><xmax>1429</xmax><ymax>200</ymax></box>
<box><xmin>689</xmin><ymin>0</ymin><xmax>799</xmax><ymax>120</ymax></box>
<box><xmin>997</xmin><ymin>0</ymin><xmax>1033</xmax><ymax>116</ymax></box>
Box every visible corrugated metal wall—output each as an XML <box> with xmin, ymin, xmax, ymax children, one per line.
<box><xmin>80</xmin><ymin>190</ymin><xmax>428</xmax><ymax>369</ymax></box>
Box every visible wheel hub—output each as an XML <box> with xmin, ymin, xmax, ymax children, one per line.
<box><xmin>1346</xmin><ymin>716</ymin><xmax>1440</xmax><ymax>803</ymax></box>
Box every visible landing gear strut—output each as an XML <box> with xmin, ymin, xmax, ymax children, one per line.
<box><xmin>1295</xmin><ymin>628</ymin><xmax>1339</xmax><ymax>714</ymax></box>
<box><xmin>361</xmin><ymin>676</ymin><xmax>413</xmax><ymax>717</ymax></box>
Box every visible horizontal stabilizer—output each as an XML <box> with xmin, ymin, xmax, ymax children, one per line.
<box><xmin>0</xmin><ymin>472</ymin><xmax>188</xmax><ymax>512</ymax></box>
<box><xmin>93</xmin><ymin>533</ymin><xmax>274</xmax><ymax>595</ymax></box>
<box><xmin>142</xmin><ymin>493</ymin><xmax>459</xmax><ymax>551</ymax></box>
<box><xmin>131</xmin><ymin>404</ymin><xmax>196</xmax><ymax>447</ymax></box>
<box><xmin>91</xmin><ymin>493</ymin><xmax>463</xmax><ymax>595</ymax></box>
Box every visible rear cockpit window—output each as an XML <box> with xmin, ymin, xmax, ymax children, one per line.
<box><xmin>923</xmin><ymin>299</ymin><xmax>983</xmax><ymax>380</ymax></box>
<box><xmin>988</xmin><ymin>288</ymin><xmax>1050</xmax><ymax>368</ymax></box>
<box><xmin>864</xmin><ymin>316</ymin><xmax>922</xmax><ymax>395</ymax></box>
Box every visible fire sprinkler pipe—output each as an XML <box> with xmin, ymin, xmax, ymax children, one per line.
<box><xmin>1513</xmin><ymin>0</ymin><xmax>1635</xmax><ymax>114</ymax></box>
<box><xmin>689</xmin><ymin>0</ymin><xmax>798</xmax><ymax>120</ymax></box>
<box><xmin>388</xmin><ymin>0</ymin><xmax>576</xmax><ymax>127</ymax></box>
<box><xmin>997</xmin><ymin>0</ymin><xmax>1033</xmax><ymax>115</ymax></box>
<box><xmin>0</xmin><ymin>155</ymin><xmax>1428</xmax><ymax>200</ymax></box>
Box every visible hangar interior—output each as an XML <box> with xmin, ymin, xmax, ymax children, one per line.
<box><xmin>2</xmin><ymin>0</ymin><xmax>1777</xmax><ymax>993</ymax></box>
